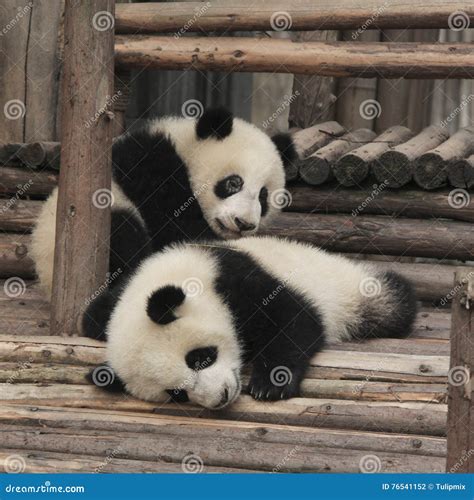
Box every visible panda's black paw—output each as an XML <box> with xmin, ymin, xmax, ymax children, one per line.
<box><xmin>248</xmin><ymin>364</ymin><xmax>300</xmax><ymax>401</ymax></box>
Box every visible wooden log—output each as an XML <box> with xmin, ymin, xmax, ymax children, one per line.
<box><xmin>0</xmin><ymin>166</ymin><xmax>57</xmax><ymax>196</ymax></box>
<box><xmin>373</xmin><ymin>125</ymin><xmax>450</xmax><ymax>188</ymax></box>
<box><xmin>0</xmin><ymin>142</ymin><xmax>60</xmax><ymax>169</ymax></box>
<box><xmin>50</xmin><ymin>0</ymin><xmax>115</xmax><ymax>337</ymax></box>
<box><xmin>446</xmin><ymin>271</ymin><xmax>474</xmax><ymax>472</ymax></box>
<box><xmin>263</xmin><ymin>212</ymin><xmax>474</xmax><ymax>260</ymax></box>
<box><xmin>287</xmin><ymin>184</ymin><xmax>474</xmax><ymax>223</ymax></box>
<box><xmin>0</xmin><ymin>423</ymin><xmax>445</xmax><ymax>472</ymax></box>
<box><xmin>0</xmin><ymin>449</ymin><xmax>249</xmax><ymax>474</ymax></box>
<box><xmin>0</xmin><ymin>200</ymin><xmax>42</xmax><ymax>232</ymax></box>
<box><xmin>0</xmin><ymin>383</ymin><xmax>447</xmax><ymax>436</ymax></box>
<box><xmin>0</xmin><ymin>234</ymin><xmax>34</xmax><ymax>278</ymax></box>
<box><xmin>414</xmin><ymin>126</ymin><xmax>474</xmax><ymax>190</ymax></box>
<box><xmin>287</xmin><ymin>122</ymin><xmax>345</xmax><ymax>180</ymax></box>
<box><xmin>299</xmin><ymin>128</ymin><xmax>376</xmax><ymax>185</ymax></box>
<box><xmin>333</xmin><ymin>126</ymin><xmax>413</xmax><ymax>187</ymax></box>
<box><xmin>0</xmin><ymin>404</ymin><xmax>448</xmax><ymax>457</ymax></box>
<box><xmin>115</xmin><ymin>1</ymin><xmax>474</xmax><ymax>33</ymax></box>
<box><xmin>0</xmin><ymin>362</ymin><xmax>446</xmax><ymax>402</ymax></box>
<box><xmin>115</xmin><ymin>36</ymin><xmax>474</xmax><ymax>79</ymax></box>
<box><xmin>448</xmin><ymin>154</ymin><xmax>474</xmax><ymax>189</ymax></box>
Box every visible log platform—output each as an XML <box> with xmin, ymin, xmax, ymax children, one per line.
<box><xmin>0</xmin><ymin>156</ymin><xmax>469</xmax><ymax>473</ymax></box>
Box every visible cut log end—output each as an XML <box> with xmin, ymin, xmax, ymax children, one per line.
<box><xmin>333</xmin><ymin>155</ymin><xmax>369</xmax><ymax>187</ymax></box>
<box><xmin>448</xmin><ymin>158</ymin><xmax>474</xmax><ymax>189</ymax></box>
<box><xmin>414</xmin><ymin>153</ymin><xmax>448</xmax><ymax>190</ymax></box>
<box><xmin>298</xmin><ymin>157</ymin><xmax>332</xmax><ymax>186</ymax></box>
<box><xmin>373</xmin><ymin>151</ymin><xmax>412</xmax><ymax>188</ymax></box>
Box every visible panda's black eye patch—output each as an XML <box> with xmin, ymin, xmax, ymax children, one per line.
<box><xmin>259</xmin><ymin>187</ymin><xmax>269</xmax><ymax>216</ymax></box>
<box><xmin>214</xmin><ymin>175</ymin><xmax>243</xmax><ymax>199</ymax></box>
<box><xmin>185</xmin><ymin>346</ymin><xmax>218</xmax><ymax>370</ymax></box>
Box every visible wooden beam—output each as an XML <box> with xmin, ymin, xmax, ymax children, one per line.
<box><xmin>263</xmin><ymin>212</ymin><xmax>474</xmax><ymax>260</ymax></box>
<box><xmin>115</xmin><ymin>1</ymin><xmax>474</xmax><ymax>33</ymax></box>
<box><xmin>50</xmin><ymin>1</ymin><xmax>115</xmax><ymax>336</ymax></box>
<box><xmin>446</xmin><ymin>271</ymin><xmax>474</xmax><ymax>473</ymax></box>
<box><xmin>0</xmin><ymin>166</ymin><xmax>57</xmax><ymax>197</ymax></box>
<box><xmin>287</xmin><ymin>185</ymin><xmax>474</xmax><ymax>223</ymax></box>
<box><xmin>114</xmin><ymin>36</ymin><xmax>474</xmax><ymax>79</ymax></box>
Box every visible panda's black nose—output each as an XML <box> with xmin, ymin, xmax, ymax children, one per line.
<box><xmin>234</xmin><ymin>217</ymin><xmax>256</xmax><ymax>232</ymax></box>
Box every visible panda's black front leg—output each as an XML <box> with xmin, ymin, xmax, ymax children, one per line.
<box><xmin>248</xmin><ymin>358</ymin><xmax>306</xmax><ymax>401</ymax></box>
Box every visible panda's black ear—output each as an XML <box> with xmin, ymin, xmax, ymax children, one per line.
<box><xmin>271</xmin><ymin>133</ymin><xmax>298</xmax><ymax>169</ymax></box>
<box><xmin>147</xmin><ymin>285</ymin><xmax>186</xmax><ymax>325</ymax></box>
<box><xmin>196</xmin><ymin>107</ymin><xmax>233</xmax><ymax>140</ymax></box>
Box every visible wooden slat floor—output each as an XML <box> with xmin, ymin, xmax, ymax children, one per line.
<box><xmin>0</xmin><ymin>280</ymin><xmax>450</xmax><ymax>473</ymax></box>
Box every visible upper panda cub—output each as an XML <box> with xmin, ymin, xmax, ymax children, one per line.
<box><xmin>30</xmin><ymin>107</ymin><xmax>296</xmax><ymax>298</ymax></box>
<box><xmin>85</xmin><ymin>236</ymin><xmax>417</xmax><ymax>410</ymax></box>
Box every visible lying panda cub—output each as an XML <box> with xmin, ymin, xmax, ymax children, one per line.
<box><xmin>85</xmin><ymin>236</ymin><xmax>417</xmax><ymax>409</ymax></box>
<box><xmin>31</xmin><ymin>107</ymin><xmax>294</xmax><ymax>298</ymax></box>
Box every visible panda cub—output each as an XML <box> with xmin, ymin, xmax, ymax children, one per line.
<box><xmin>30</xmin><ymin>107</ymin><xmax>294</xmax><ymax>298</ymax></box>
<box><xmin>85</xmin><ymin>236</ymin><xmax>417</xmax><ymax>410</ymax></box>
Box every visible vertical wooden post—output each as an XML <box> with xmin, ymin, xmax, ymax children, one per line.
<box><xmin>50</xmin><ymin>0</ymin><xmax>115</xmax><ymax>336</ymax></box>
<box><xmin>446</xmin><ymin>270</ymin><xmax>474</xmax><ymax>473</ymax></box>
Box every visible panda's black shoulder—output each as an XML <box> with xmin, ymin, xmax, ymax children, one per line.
<box><xmin>112</xmin><ymin>125</ymin><xmax>180</xmax><ymax>176</ymax></box>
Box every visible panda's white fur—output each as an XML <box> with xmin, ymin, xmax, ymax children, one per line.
<box><xmin>30</xmin><ymin>108</ymin><xmax>291</xmax><ymax>300</ymax></box>
<box><xmin>30</xmin><ymin>182</ymin><xmax>142</xmax><ymax>299</ymax></box>
<box><xmin>97</xmin><ymin>236</ymin><xmax>416</xmax><ymax>409</ymax></box>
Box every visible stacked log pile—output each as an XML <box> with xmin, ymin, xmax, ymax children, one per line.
<box><xmin>290</xmin><ymin>123</ymin><xmax>474</xmax><ymax>189</ymax></box>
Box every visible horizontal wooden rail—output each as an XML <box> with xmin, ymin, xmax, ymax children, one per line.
<box><xmin>263</xmin><ymin>213</ymin><xmax>474</xmax><ymax>260</ymax></box>
<box><xmin>287</xmin><ymin>185</ymin><xmax>474</xmax><ymax>223</ymax></box>
<box><xmin>115</xmin><ymin>1</ymin><xmax>474</xmax><ymax>33</ymax></box>
<box><xmin>115</xmin><ymin>36</ymin><xmax>474</xmax><ymax>78</ymax></box>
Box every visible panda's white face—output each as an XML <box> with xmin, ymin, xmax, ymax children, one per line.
<box><xmin>150</xmin><ymin>114</ymin><xmax>286</xmax><ymax>240</ymax></box>
<box><xmin>106</xmin><ymin>246</ymin><xmax>243</xmax><ymax>409</ymax></box>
